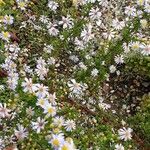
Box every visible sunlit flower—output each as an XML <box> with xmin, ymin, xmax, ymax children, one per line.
<box><xmin>50</xmin><ymin>134</ymin><xmax>64</xmax><ymax>148</ymax></box>
<box><xmin>43</xmin><ymin>103</ymin><xmax>56</xmax><ymax>117</ymax></box>
<box><xmin>59</xmin><ymin>15</ymin><xmax>74</xmax><ymax>29</ymax></box>
<box><xmin>0</xmin><ymin>103</ymin><xmax>10</xmax><ymax>118</ymax></box>
<box><xmin>22</xmin><ymin>78</ymin><xmax>37</xmax><ymax>93</ymax></box>
<box><xmin>115</xmin><ymin>144</ymin><xmax>124</xmax><ymax>150</ymax></box>
<box><xmin>3</xmin><ymin>15</ymin><xmax>14</xmax><ymax>25</ymax></box>
<box><xmin>64</xmin><ymin>120</ymin><xmax>76</xmax><ymax>131</ymax></box>
<box><xmin>14</xmin><ymin>124</ymin><xmax>28</xmax><ymax>140</ymax></box>
<box><xmin>0</xmin><ymin>31</ymin><xmax>10</xmax><ymax>42</ymax></box>
<box><xmin>118</xmin><ymin>127</ymin><xmax>133</xmax><ymax>141</ymax></box>
<box><xmin>48</xmin><ymin>0</ymin><xmax>58</xmax><ymax>12</ymax></box>
<box><xmin>114</xmin><ymin>55</ymin><xmax>124</xmax><ymax>64</ymax></box>
<box><xmin>32</xmin><ymin>117</ymin><xmax>47</xmax><ymax>133</ymax></box>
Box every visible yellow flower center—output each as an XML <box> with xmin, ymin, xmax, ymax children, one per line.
<box><xmin>52</xmin><ymin>139</ymin><xmax>60</xmax><ymax>147</ymax></box>
<box><xmin>3</xmin><ymin>32</ymin><xmax>9</xmax><ymax>38</ymax></box>
<box><xmin>138</xmin><ymin>0</ymin><xmax>144</xmax><ymax>5</ymax></box>
<box><xmin>61</xmin><ymin>145</ymin><xmax>69</xmax><ymax>150</ymax></box>
<box><xmin>18</xmin><ymin>2</ymin><xmax>26</xmax><ymax>8</ymax></box>
<box><xmin>48</xmin><ymin>107</ymin><xmax>54</xmax><ymax>114</ymax></box>
<box><xmin>132</xmin><ymin>44</ymin><xmax>139</xmax><ymax>49</ymax></box>
<box><xmin>39</xmin><ymin>99</ymin><xmax>44</xmax><ymax>105</ymax></box>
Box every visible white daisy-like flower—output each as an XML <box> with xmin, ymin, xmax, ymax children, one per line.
<box><xmin>109</xmin><ymin>65</ymin><xmax>116</xmax><ymax>73</ymax></box>
<box><xmin>112</xmin><ymin>18</ymin><xmax>125</xmax><ymax>30</ymax></box>
<box><xmin>114</xmin><ymin>55</ymin><xmax>124</xmax><ymax>64</ymax></box>
<box><xmin>140</xmin><ymin>19</ymin><xmax>148</xmax><ymax>28</ymax></box>
<box><xmin>91</xmin><ymin>68</ymin><xmax>99</xmax><ymax>77</ymax></box>
<box><xmin>48</xmin><ymin>0</ymin><xmax>59</xmax><ymax>12</ymax></box>
<box><xmin>58</xmin><ymin>141</ymin><xmax>74</xmax><ymax>150</ymax></box>
<box><xmin>35</xmin><ymin>84</ymin><xmax>49</xmax><ymax>98</ymax></box>
<box><xmin>14</xmin><ymin>124</ymin><xmax>28</xmax><ymax>140</ymax></box>
<box><xmin>115</xmin><ymin>144</ymin><xmax>124</xmax><ymax>150</ymax></box>
<box><xmin>16</xmin><ymin>0</ymin><xmax>28</xmax><ymax>10</ymax></box>
<box><xmin>47</xmin><ymin>93</ymin><xmax>57</xmax><ymax>105</ymax></box>
<box><xmin>89</xmin><ymin>7</ymin><xmax>101</xmax><ymax>20</ymax></box>
<box><xmin>0</xmin><ymin>31</ymin><xmax>10</xmax><ymax>42</ymax></box>
<box><xmin>59</xmin><ymin>15</ymin><xmax>74</xmax><ymax>29</ymax></box>
<box><xmin>125</xmin><ymin>6</ymin><xmax>136</xmax><ymax>17</ymax></box>
<box><xmin>32</xmin><ymin>117</ymin><xmax>47</xmax><ymax>133</ymax></box>
<box><xmin>39</xmin><ymin>15</ymin><xmax>49</xmax><ymax>24</ymax></box>
<box><xmin>43</xmin><ymin>103</ymin><xmax>56</xmax><ymax>117</ymax></box>
<box><xmin>140</xmin><ymin>44</ymin><xmax>150</xmax><ymax>56</ymax></box>
<box><xmin>68</xmin><ymin>79</ymin><xmax>82</xmax><ymax>94</ymax></box>
<box><xmin>130</xmin><ymin>41</ymin><xmax>141</xmax><ymax>50</ymax></box>
<box><xmin>36</xmin><ymin>97</ymin><xmax>49</xmax><ymax>108</ymax></box>
<box><xmin>81</xmin><ymin>23</ymin><xmax>94</xmax><ymax>42</ymax></box>
<box><xmin>50</xmin><ymin>134</ymin><xmax>64</xmax><ymax>148</ymax></box>
<box><xmin>22</xmin><ymin>78</ymin><xmax>37</xmax><ymax>93</ymax></box>
<box><xmin>0</xmin><ymin>103</ymin><xmax>11</xmax><ymax>118</ymax></box>
<box><xmin>3</xmin><ymin>15</ymin><xmax>14</xmax><ymax>25</ymax></box>
<box><xmin>64</xmin><ymin>119</ymin><xmax>76</xmax><ymax>131</ymax></box>
<box><xmin>47</xmin><ymin>22</ymin><xmax>59</xmax><ymax>36</ymax></box>
<box><xmin>118</xmin><ymin>127</ymin><xmax>133</xmax><ymax>141</ymax></box>
<box><xmin>53</xmin><ymin>116</ymin><xmax>65</xmax><ymax>127</ymax></box>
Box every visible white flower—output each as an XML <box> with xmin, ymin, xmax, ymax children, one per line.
<box><xmin>118</xmin><ymin>127</ymin><xmax>133</xmax><ymax>141</ymax></box>
<box><xmin>59</xmin><ymin>15</ymin><xmax>74</xmax><ymax>29</ymax></box>
<box><xmin>79</xmin><ymin>62</ymin><xmax>87</xmax><ymax>70</ymax></box>
<box><xmin>140</xmin><ymin>19</ymin><xmax>147</xmax><ymax>28</ymax></box>
<box><xmin>48</xmin><ymin>1</ymin><xmax>58</xmax><ymax>12</ymax></box>
<box><xmin>112</xmin><ymin>18</ymin><xmax>125</xmax><ymax>30</ymax></box>
<box><xmin>47</xmin><ymin>22</ymin><xmax>59</xmax><ymax>36</ymax></box>
<box><xmin>47</xmin><ymin>57</ymin><xmax>56</xmax><ymax>65</ymax></box>
<box><xmin>68</xmin><ymin>79</ymin><xmax>82</xmax><ymax>94</ymax></box>
<box><xmin>50</xmin><ymin>134</ymin><xmax>64</xmax><ymax>148</ymax></box>
<box><xmin>36</xmin><ymin>97</ymin><xmax>49</xmax><ymax>108</ymax></box>
<box><xmin>3</xmin><ymin>15</ymin><xmax>14</xmax><ymax>25</ymax></box>
<box><xmin>0</xmin><ymin>31</ymin><xmax>10</xmax><ymax>42</ymax></box>
<box><xmin>89</xmin><ymin>7</ymin><xmax>101</xmax><ymax>20</ymax></box>
<box><xmin>114</xmin><ymin>55</ymin><xmax>124</xmax><ymax>64</ymax></box>
<box><xmin>64</xmin><ymin>120</ymin><xmax>76</xmax><ymax>131</ymax></box>
<box><xmin>109</xmin><ymin>65</ymin><xmax>116</xmax><ymax>73</ymax></box>
<box><xmin>58</xmin><ymin>141</ymin><xmax>75</xmax><ymax>150</ymax></box>
<box><xmin>26</xmin><ymin>107</ymin><xmax>34</xmax><ymax>116</ymax></box>
<box><xmin>137</xmin><ymin>0</ymin><xmax>145</xmax><ymax>5</ymax></box>
<box><xmin>81</xmin><ymin>24</ymin><xmax>94</xmax><ymax>42</ymax></box>
<box><xmin>144</xmin><ymin>3</ymin><xmax>150</xmax><ymax>13</ymax></box>
<box><xmin>14</xmin><ymin>124</ymin><xmax>28</xmax><ymax>140</ymax></box>
<box><xmin>91</xmin><ymin>68</ymin><xmax>99</xmax><ymax>77</ymax></box>
<box><xmin>16</xmin><ymin>0</ymin><xmax>27</xmax><ymax>10</ymax></box>
<box><xmin>44</xmin><ymin>45</ymin><xmax>53</xmax><ymax>53</ymax></box>
<box><xmin>47</xmin><ymin>93</ymin><xmax>57</xmax><ymax>105</ymax></box>
<box><xmin>125</xmin><ymin>6</ymin><xmax>136</xmax><ymax>17</ymax></box>
<box><xmin>35</xmin><ymin>84</ymin><xmax>49</xmax><ymax>98</ymax></box>
<box><xmin>35</xmin><ymin>65</ymin><xmax>48</xmax><ymax>80</ymax></box>
<box><xmin>43</xmin><ymin>103</ymin><xmax>56</xmax><ymax>117</ymax></box>
<box><xmin>32</xmin><ymin>117</ymin><xmax>47</xmax><ymax>133</ymax></box>
<box><xmin>22</xmin><ymin>78</ymin><xmax>37</xmax><ymax>93</ymax></box>
<box><xmin>140</xmin><ymin>44</ymin><xmax>150</xmax><ymax>56</ymax></box>
<box><xmin>115</xmin><ymin>144</ymin><xmax>124</xmax><ymax>150</ymax></box>
<box><xmin>39</xmin><ymin>15</ymin><xmax>49</xmax><ymax>24</ymax></box>
<box><xmin>130</xmin><ymin>41</ymin><xmax>140</xmax><ymax>50</ymax></box>
<box><xmin>103</xmin><ymin>30</ymin><xmax>115</xmax><ymax>41</ymax></box>
<box><xmin>0</xmin><ymin>103</ymin><xmax>10</xmax><ymax>118</ymax></box>
<box><xmin>53</xmin><ymin>116</ymin><xmax>64</xmax><ymax>127</ymax></box>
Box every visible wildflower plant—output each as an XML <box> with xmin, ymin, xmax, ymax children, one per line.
<box><xmin>0</xmin><ymin>0</ymin><xmax>150</xmax><ymax>149</ymax></box>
